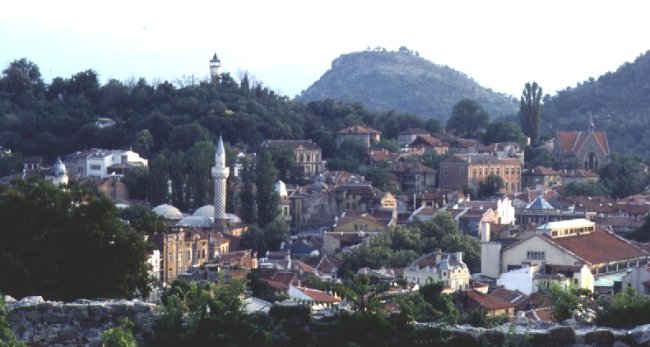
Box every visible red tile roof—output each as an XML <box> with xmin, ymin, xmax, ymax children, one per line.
<box><xmin>295</xmin><ymin>286</ymin><xmax>341</xmax><ymax>303</ymax></box>
<box><xmin>368</xmin><ymin>149</ymin><xmax>402</xmax><ymax>162</ymax></box>
<box><xmin>337</xmin><ymin>125</ymin><xmax>382</xmax><ymax>135</ymax></box>
<box><xmin>466</xmin><ymin>290</ymin><xmax>515</xmax><ymax>310</ymax></box>
<box><xmin>543</xmin><ymin>227</ymin><xmax>648</xmax><ymax>265</ymax></box>
<box><xmin>411</xmin><ymin>134</ymin><xmax>443</xmax><ymax>147</ymax></box>
<box><xmin>557</xmin><ymin>131</ymin><xmax>609</xmax><ymax>155</ymax></box>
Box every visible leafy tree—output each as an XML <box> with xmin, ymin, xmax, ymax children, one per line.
<box><xmin>478</xmin><ymin>174</ymin><xmax>504</xmax><ymax>198</ymax></box>
<box><xmin>153</xmin><ymin>281</ymin><xmax>269</xmax><ymax>346</ymax></box>
<box><xmin>1</xmin><ymin>293</ymin><xmax>27</xmax><ymax>346</ymax></box>
<box><xmin>255</xmin><ymin>151</ymin><xmax>279</xmax><ymax>227</ymax></box>
<box><xmin>328</xmin><ymin>138</ymin><xmax>368</xmax><ymax>172</ymax></box>
<box><xmin>343</xmin><ymin>273</ymin><xmax>387</xmax><ymax>314</ymax></box>
<box><xmin>263</xmin><ymin>218</ymin><xmax>290</xmax><ymax>252</ymax></box>
<box><xmin>446</xmin><ymin>99</ymin><xmax>489</xmax><ymax>139</ymax></box>
<box><xmin>599</xmin><ymin>153</ymin><xmax>648</xmax><ymax>199</ymax></box>
<box><xmin>99</xmin><ymin>319</ymin><xmax>137</xmax><ymax>347</ymax></box>
<box><xmin>419</xmin><ymin>282</ymin><xmax>459</xmax><ymax>323</ymax></box>
<box><xmin>167</xmin><ymin>123</ymin><xmax>211</xmax><ymax>152</ymax></box>
<box><xmin>361</xmin><ymin>166</ymin><xmax>390</xmax><ymax>190</ymax></box>
<box><xmin>372</xmin><ymin>139</ymin><xmax>400</xmax><ymax>153</ymax></box>
<box><xmin>631</xmin><ymin>214</ymin><xmax>650</xmax><ymax>242</ymax></box>
<box><xmin>596</xmin><ymin>287</ymin><xmax>650</xmax><ymax>328</ymax></box>
<box><xmin>547</xmin><ymin>283</ymin><xmax>593</xmax><ymax>322</ymax></box>
<box><xmin>146</xmin><ymin>154</ymin><xmax>170</xmax><ymax>206</ymax></box>
<box><xmin>119</xmin><ymin>205</ymin><xmax>167</xmax><ymax>235</ymax></box>
<box><xmin>239</xmin><ymin>159</ymin><xmax>256</xmax><ymax>224</ymax></box>
<box><xmin>483</xmin><ymin>120</ymin><xmax>527</xmax><ymax>145</ymax></box>
<box><xmin>185</xmin><ymin>141</ymin><xmax>215</xmax><ymax>208</ymax></box>
<box><xmin>121</xmin><ymin>166</ymin><xmax>150</xmax><ymax>201</ymax></box>
<box><xmin>0</xmin><ymin>179</ymin><xmax>151</xmax><ymax>301</ymax></box>
<box><xmin>525</xmin><ymin>146</ymin><xmax>556</xmax><ymax>168</ymax></box>
<box><xmin>519</xmin><ymin>82</ymin><xmax>543</xmax><ymax>145</ymax></box>
<box><xmin>133</xmin><ymin>129</ymin><xmax>154</xmax><ymax>158</ymax></box>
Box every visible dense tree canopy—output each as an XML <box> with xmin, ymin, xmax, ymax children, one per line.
<box><xmin>446</xmin><ymin>99</ymin><xmax>489</xmax><ymax>139</ymax></box>
<box><xmin>0</xmin><ymin>179</ymin><xmax>151</xmax><ymax>301</ymax></box>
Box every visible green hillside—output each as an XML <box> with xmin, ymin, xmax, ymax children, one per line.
<box><xmin>543</xmin><ymin>50</ymin><xmax>650</xmax><ymax>161</ymax></box>
<box><xmin>297</xmin><ymin>48</ymin><xmax>518</xmax><ymax>121</ymax></box>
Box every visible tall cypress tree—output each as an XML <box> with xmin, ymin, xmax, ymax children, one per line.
<box><xmin>240</xmin><ymin>159</ymin><xmax>256</xmax><ymax>224</ymax></box>
<box><xmin>519</xmin><ymin>82</ymin><xmax>543</xmax><ymax>145</ymax></box>
<box><xmin>255</xmin><ymin>151</ymin><xmax>279</xmax><ymax>228</ymax></box>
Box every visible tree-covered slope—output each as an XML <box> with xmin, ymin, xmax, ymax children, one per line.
<box><xmin>297</xmin><ymin>48</ymin><xmax>518</xmax><ymax>120</ymax></box>
<box><xmin>543</xmin><ymin>50</ymin><xmax>650</xmax><ymax>160</ymax></box>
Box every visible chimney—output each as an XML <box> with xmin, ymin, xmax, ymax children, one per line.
<box><xmin>455</xmin><ymin>252</ymin><xmax>463</xmax><ymax>264</ymax></box>
<box><xmin>435</xmin><ymin>248</ymin><xmax>442</xmax><ymax>264</ymax></box>
<box><xmin>479</xmin><ymin>222</ymin><xmax>491</xmax><ymax>242</ymax></box>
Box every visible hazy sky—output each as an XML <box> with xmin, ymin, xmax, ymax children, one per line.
<box><xmin>2</xmin><ymin>1</ymin><xmax>649</xmax><ymax>98</ymax></box>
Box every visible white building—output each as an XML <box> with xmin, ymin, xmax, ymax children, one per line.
<box><xmin>63</xmin><ymin>149</ymin><xmax>148</xmax><ymax>178</ymax></box>
<box><xmin>404</xmin><ymin>250</ymin><xmax>470</xmax><ymax>292</ymax></box>
<box><xmin>45</xmin><ymin>157</ymin><xmax>69</xmax><ymax>186</ymax></box>
<box><xmin>481</xmin><ymin>219</ymin><xmax>648</xmax><ymax>292</ymax></box>
<box><xmin>496</xmin><ymin>264</ymin><xmax>594</xmax><ymax>295</ymax></box>
<box><xmin>621</xmin><ymin>264</ymin><xmax>650</xmax><ymax>295</ymax></box>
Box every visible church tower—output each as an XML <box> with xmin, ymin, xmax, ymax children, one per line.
<box><xmin>210</xmin><ymin>53</ymin><xmax>221</xmax><ymax>79</ymax></box>
<box><xmin>212</xmin><ymin>136</ymin><xmax>229</xmax><ymax>231</ymax></box>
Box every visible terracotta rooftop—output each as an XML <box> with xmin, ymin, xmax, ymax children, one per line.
<box><xmin>560</xmin><ymin>195</ymin><xmax>618</xmax><ymax>214</ymax></box>
<box><xmin>368</xmin><ymin>149</ymin><xmax>402</xmax><ymax>162</ymax></box>
<box><xmin>337</xmin><ymin>125</ymin><xmax>382</xmax><ymax>135</ymax></box>
<box><xmin>295</xmin><ymin>286</ymin><xmax>341</xmax><ymax>303</ymax></box>
<box><xmin>542</xmin><ymin>226</ymin><xmax>648</xmax><ymax>265</ymax></box>
<box><xmin>490</xmin><ymin>288</ymin><xmax>528</xmax><ymax>307</ymax></box>
<box><xmin>593</xmin><ymin>216</ymin><xmax>644</xmax><ymax>229</ymax></box>
<box><xmin>557</xmin><ymin>131</ymin><xmax>609</xmax><ymax>155</ymax></box>
<box><xmin>561</xmin><ymin>169</ymin><xmax>599</xmax><ymax>178</ymax></box>
<box><xmin>336</xmin><ymin>213</ymin><xmax>383</xmax><ymax>229</ymax></box>
<box><xmin>466</xmin><ymin>290</ymin><xmax>515</xmax><ymax>310</ymax></box>
<box><xmin>316</xmin><ymin>255</ymin><xmax>341</xmax><ymax>274</ymax></box>
<box><xmin>527</xmin><ymin>166</ymin><xmax>561</xmax><ymax>176</ymax></box>
<box><xmin>410</xmin><ymin>134</ymin><xmax>443</xmax><ymax>147</ymax></box>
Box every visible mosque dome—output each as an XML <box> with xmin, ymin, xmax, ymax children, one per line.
<box><xmin>193</xmin><ymin>204</ymin><xmax>215</xmax><ymax>218</ymax></box>
<box><xmin>51</xmin><ymin>157</ymin><xmax>67</xmax><ymax>177</ymax></box>
<box><xmin>275</xmin><ymin>180</ymin><xmax>288</xmax><ymax>197</ymax></box>
<box><xmin>225</xmin><ymin>213</ymin><xmax>242</xmax><ymax>224</ymax></box>
<box><xmin>310</xmin><ymin>181</ymin><xmax>328</xmax><ymax>192</ymax></box>
<box><xmin>176</xmin><ymin>216</ymin><xmax>214</xmax><ymax>228</ymax></box>
<box><xmin>152</xmin><ymin>204</ymin><xmax>183</xmax><ymax>220</ymax></box>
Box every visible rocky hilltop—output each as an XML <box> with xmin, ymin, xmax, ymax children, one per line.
<box><xmin>297</xmin><ymin>48</ymin><xmax>518</xmax><ymax>121</ymax></box>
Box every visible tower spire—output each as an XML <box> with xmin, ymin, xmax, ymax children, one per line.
<box><xmin>212</xmin><ymin>136</ymin><xmax>229</xmax><ymax>231</ymax></box>
<box><xmin>588</xmin><ymin>111</ymin><xmax>595</xmax><ymax>132</ymax></box>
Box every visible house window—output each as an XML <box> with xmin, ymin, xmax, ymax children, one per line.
<box><xmin>526</xmin><ymin>251</ymin><xmax>545</xmax><ymax>260</ymax></box>
<box><xmin>90</xmin><ymin>164</ymin><xmax>101</xmax><ymax>171</ymax></box>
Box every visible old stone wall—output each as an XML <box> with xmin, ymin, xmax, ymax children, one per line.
<box><xmin>419</xmin><ymin>319</ymin><xmax>650</xmax><ymax>347</ymax></box>
<box><xmin>6</xmin><ymin>295</ymin><xmax>650</xmax><ymax>346</ymax></box>
<box><xmin>5</xmin><ymin>296</ymin><xmax>158</xmax><ymax>347</ymax></box>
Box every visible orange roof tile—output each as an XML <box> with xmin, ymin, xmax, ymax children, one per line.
<box><xmin>466</xmin><ymin>291</ymin><xmax>514</xmax><ymax>310</ymax></box>
<box><xmin>337</xmin><ymin>125</ymin><xmax>382</xmax><ymax>135</ymax></box>
<box><xmin>544</xmin><ymin>227</ymin><xmax>648</xmax><ymax>265</ymax></box>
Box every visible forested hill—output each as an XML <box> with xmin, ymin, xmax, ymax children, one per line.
<box><xmin>297</xmin><ymin>48</ymin><xmax>518</xmax><ymax>121</ymax></box>
<box><xmin>543</xmin><ymin>50</ymin><xmax>650</xmax><ymax>160</ymax></box>
<box><xmin>0</xmin><ymin>58</ymin><xmax>439</xmax><ymax>163</ymax></box>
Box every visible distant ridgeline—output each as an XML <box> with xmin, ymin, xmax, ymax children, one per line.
<box><xmin>297</xmin><ymin>47</ymin><xmax>519</xmax><ymax>121</ymax></box>
<box><xmin>543</xmin><ymin>50</ymin><xmax>650</xmax><ymax>161</ymax></box>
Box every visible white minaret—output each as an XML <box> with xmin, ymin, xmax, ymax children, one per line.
<box><xmin>210</xmin><ymin>53</ymin><xmax>221</xmax><ymax>79</ymax></box>
<box><xmin>212</xmin><ymin>136</ymin><xmax>229</xmax><ymax>230</ymax></box>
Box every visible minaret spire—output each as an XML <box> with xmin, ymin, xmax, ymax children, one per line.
<box><xmin>212</xmin><ymin>136</ymin><xmax>229</xmax><ymax>231</ymax></box>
